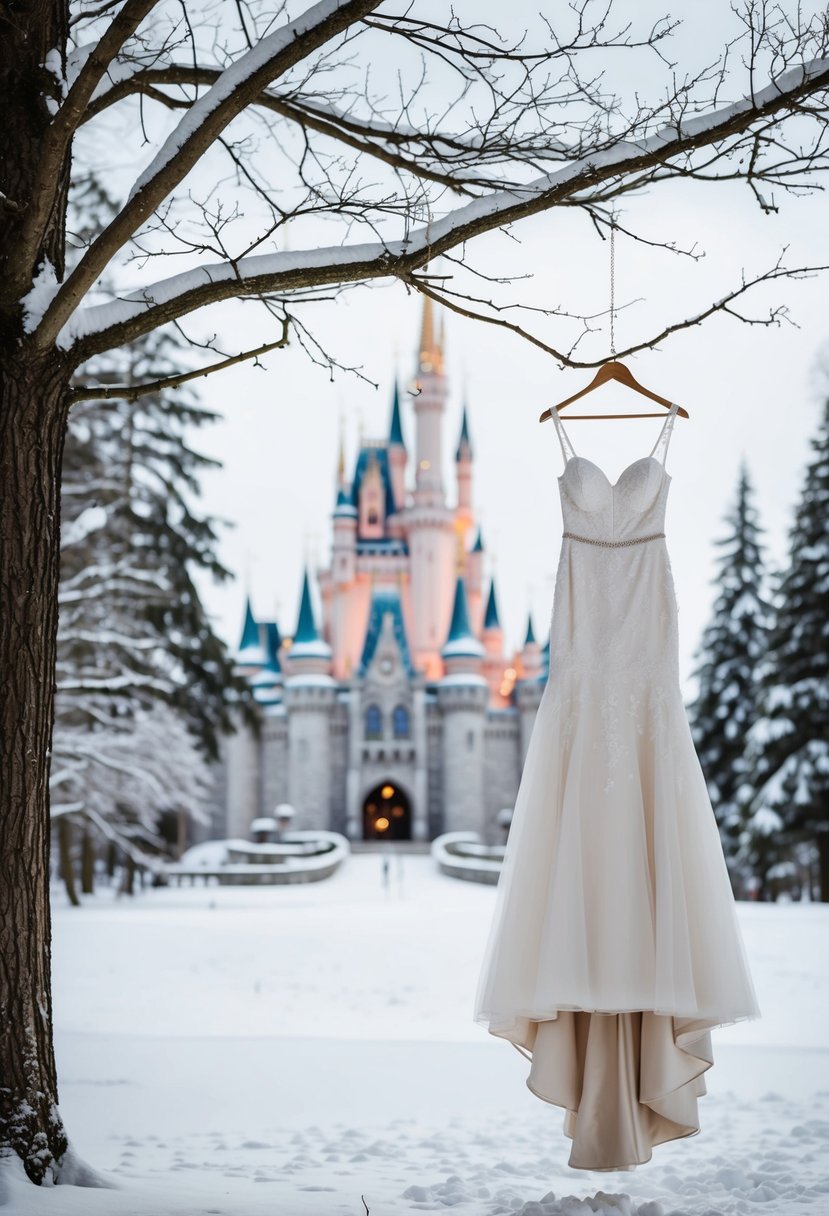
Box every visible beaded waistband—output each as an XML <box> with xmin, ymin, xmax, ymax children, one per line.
<box><xmin>562</xmin><ymin>530</ymin><xmax>665</xmax><ymax>548</ymax></box>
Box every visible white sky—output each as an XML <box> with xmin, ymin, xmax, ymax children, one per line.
<box><xmin>75</xmin><ymin>0</ymin><xmax>829</xmax><ymax>697</ymax></box>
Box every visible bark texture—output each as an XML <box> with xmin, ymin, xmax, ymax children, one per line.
<box><xmin>0</xmin><ymin>356</ymin><xmax>71</xmax><ymax>1182</ymax></box>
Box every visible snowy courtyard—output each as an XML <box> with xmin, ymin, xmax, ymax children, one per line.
<box><xmin>2</xmin><ymin>855</ymin><xmax>828</xmax><ymax>1215</ymax></box>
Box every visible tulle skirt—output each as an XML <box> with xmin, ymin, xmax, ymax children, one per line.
<box><xmin>473</xmin><ymin>671</ymin><xmax>760</xmax><ymax>1169</ymax></box>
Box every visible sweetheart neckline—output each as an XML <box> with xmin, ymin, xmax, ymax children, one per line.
<box><xmin>557</xmin><ymin>453</ymin><xmax>671</xmax><ymax>490</ymax></box>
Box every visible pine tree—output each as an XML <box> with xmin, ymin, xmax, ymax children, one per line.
<box><xmin>688</xmin><ymin>462</ymin><xmax>771</xmax><ymax>889</ymax></box>
<box><xmin>743</xmin><ymin>399</ymin><xmax>829</xmax><ymax>900</ymax></box>
<box><xmin>52</xmin><ymin>176</ymin><xmax>252</xmax><ymax>880</ymax></box>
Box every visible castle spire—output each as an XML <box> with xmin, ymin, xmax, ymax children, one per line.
<box><xmin>336</xmin><ymin>415</ymin><xmax>346</xmax><ymax>485</ymax></box>
<box><xmin>388</xmin><ymin>379</ymin><xmax>405</xmax><ymax>447</ymax></box>
<box><xmin>418</xmin><ymin>295</ymin><xmax>444</xmax><ymax>376</ymax></box>
<box><xmin>294</xmin><ymin>568</ymin><xmax>319</xmax><ymax>644</ymax></box>
<box><xmin>524</xmin><ymin>612</ymin><xmax>536</xmax><ymax>645</ymax></box>
<box><xmin>290</xmin><ymin>567</ymin><xmax>332</xmax><ymax>665</ymax></box>
<box><xmin>441</xmin><ymin>575</ymin><xmax>484</xmax><ymax>660</ymax></box>
<box><xmin>455</xmin><ymin>403</ymin><xmax>472</xmax><ymax>462</ymax></box>
<box><xmin>484</xmin><ymin>580</ymin><xmax>500</xmax><ymax>630</ymax></box>
<box><xmin>235</xmin><ymin>594</ymin><xmax>266</xmax><ymax>666</ymax></box>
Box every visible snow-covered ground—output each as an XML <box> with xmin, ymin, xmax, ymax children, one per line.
<box><xmin>2</xmin><ymin>855</ymin><xmax>828</xmax><ymax>1215</ymax></box>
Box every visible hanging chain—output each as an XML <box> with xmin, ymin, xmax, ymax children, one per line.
<box><xmin>609</xmin><ymin>216</ymin><xmax>617</xmax><ymax>359</ymax></box>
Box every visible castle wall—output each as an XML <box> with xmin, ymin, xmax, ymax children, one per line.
<box><xmin>224</xmin><ymin>712</ymin><xmax>260</xmax><ymax>839</ymax></box>
<box><xmin>437</xmin><ymin>680</ymin><xmax>489</xmax><ymax>835</ymax></box>
<box><xmin>284</xmin><ymin>681</ymin><xmax>337</xmax><ymax>831</ymax></box>
<box><xmin>483</xmin><ymin>711</ymin><xmax>522</xmax><ymax>845</ymax></box>
<box><xmin>261</xmin><ymin>708</ymin><xmax>289</xmax><ymax>819</ymax></box>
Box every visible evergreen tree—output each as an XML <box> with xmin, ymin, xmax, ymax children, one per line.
<box><xmin>743</xmin><ymin>399</ymin><xmax>829</xmax><ymax>900</ymax></box>
<box><xmin>52</xmin><ymin>176</ymin><xmax>252</xmax><ymax>879</ymax></box>
<box><xmin>688</xmin><ymin>462</ymin><xmax>771</xmax><ymax>888</ymax></box>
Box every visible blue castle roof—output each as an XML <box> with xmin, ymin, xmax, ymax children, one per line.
<box><xmin>294</xmin><ymin>570</ymin><xmax>318</xmax><ymax>644</ymax></box>
<box><xmin>350</xmin><ymin>444</ymin><xmax>397</xmax><ymax>517</ymax></box>
<box><xmin>483</xmin><ymin>580</ymin><xmax>500</xmax><ymax>630</ymax></box>
<box><xmin>236</xmin><ymin>595</ymin><xmax>266</xmax><ymax>665</ymax></box>
<box><xmin>442</xmin><ymin>577</ymin><xmax>484</xmax><ymax>660</ymax></box>
<box><xmin>291</xmin><ymin>570</ymin><xmax>332</xmax><ymax>661</ymax></box>
<box><xmin>472</xmin><ymin>527</ymin><xmax>484</xmax><ymax>553</ymax></box>
<box><xmin>455</xmin><ymin>404</ymin><xmax>472</xmax><ymax>461</ymax></box>
<box><xmin>263</xmin><ymin>620</ymin><xmax>282</xmax><ymax>675</ymax></box>
<box><xmin>358</xmin><ymin>585</ymin><xmax>415</xmax><ymax>677</ymax></box>
<box><xmin>389</xmin><ymin>381</ymin><xmax>405</xmax><ymax>447</ymax></box>
<box><xmin>524</xmin><ymin>613</ymin><xmax>536</xmax><ymax>646</ymax></box>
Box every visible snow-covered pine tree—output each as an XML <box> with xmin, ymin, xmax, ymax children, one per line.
<box><xmin>53</xmin><ymin>178</ymin><xmax>252</xmax><ymax>886</ymax></box>
<box><xmin>743</xmin><ymin>398</ymin><xmax>829</xmax><ymax>900</ymax></box>
<box><xmin>55</xmin><ymin>327</ymin><xmax>253</xmax><ymax>880</ymax></box>
<box><xmin>688</xmin><ymin>462</ymin><xmax>771</xmax><ymax>891</ymax></box>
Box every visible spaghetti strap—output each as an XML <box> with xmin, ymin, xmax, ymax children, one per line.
<box><xmin>551</xmin><ymin>408</ymin><xmax>577</xmax><ymax>466</ymax></box>
<box><xmin>649</xmin><ymin>402</ymin><xmax>679</xmax><ymax>466</ymax></box>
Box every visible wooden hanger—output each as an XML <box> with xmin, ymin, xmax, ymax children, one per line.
<box><xmin>539</xmin><ymin>360</ymin><xmax>690</xmax><ymax>422</ymax></box>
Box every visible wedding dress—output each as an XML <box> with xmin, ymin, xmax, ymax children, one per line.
<box><xmin>473</xmin><ymin>402</ymin><xmax>760</xmax><ymax>1171</ymax></box>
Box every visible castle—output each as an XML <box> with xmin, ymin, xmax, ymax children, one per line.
<box><xmin>221</xmin><ymin>300</ymin><xmax>549</xmax><ymax>844</ymax></box>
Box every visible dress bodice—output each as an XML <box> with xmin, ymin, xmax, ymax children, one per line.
<box><xmin>559</xmin><ymin>455</ymin><xmax>670</xmax><ymax>542</ymax></box>
<box><xmin>553</xmin><ymin>404</ymin><xmax>679</xmax><ymax>544</ymax></box>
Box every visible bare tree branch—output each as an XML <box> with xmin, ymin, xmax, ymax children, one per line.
<box><xmin>69</xmin><ymin>317</ymin><xmax>290</xmax><ymax>402</ymax></box>
<box><xmin>31</xmin><ymin>0</ymin><xmax>383</xmax><ymax>349</ymax></box>
<box><xmin>55</xmin><ymin>51</ymin><xmax>829</xmax><ymax>362</ymax></box>
<box><xmin>405</xmin><ymin>253</ymin><xmax>828</xmax><ymax>370</ymax></box>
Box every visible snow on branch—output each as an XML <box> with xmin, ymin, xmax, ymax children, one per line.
<box><xmin>32</xmin><ymin>0</ymin><xmax>382</xmax><ymax>348</ymax></box>
<box><xmin>55</xmin><ymin>52</ymin><xmax>829</xmax><ymax>359</ymax></box>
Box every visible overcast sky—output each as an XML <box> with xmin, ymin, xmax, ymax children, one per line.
<box><xmin>85</xmin><ymin>0</ymin><xmax>829</xmax><ymax>697</ymax></box>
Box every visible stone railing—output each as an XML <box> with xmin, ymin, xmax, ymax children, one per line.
<box><xmin>431</xmin><ymin>831</ymin><xmax>505</xmax><ymax>886</ymax></box>
<box><xmin>165</xmin><ymin>830</ymin><xmax>350</xmax><ymax>886</ymax></box>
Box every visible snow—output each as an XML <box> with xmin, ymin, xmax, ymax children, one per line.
<box><xmin>1</xmin><ymin>855</ymin><xmax>826</xmax><ymax>1213</ymax></box>
<box><xmin>21</xmin><ymin>257</ymin><xmax>59</xmax><ymax>333</ymax></box>
<box><xmin>60</xmin><ymin>505</ymin><xmax>108</xmax><ymax>548</ymax></box>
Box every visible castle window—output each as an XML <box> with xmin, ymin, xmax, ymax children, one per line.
<box><xmin>368</xmin><ymin>509</ymin><xmax>379</xmax><ymax>525</ymax></box>
<box><xmin>392</xmin><ymin>705</ymin><xmax>410</xmax><ymax>739</ymax></box>
<box><xmin>365</xmin><ymin>704</ymin><xmax>382</xmax><ymax>740</ymax></box>
<box><xmin>466</xmin><ymin>730</ymin><xmax>475</xmax><ymax>751</ymax></box>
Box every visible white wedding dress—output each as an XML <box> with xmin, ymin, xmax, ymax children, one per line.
<box><xmin>473</xmin><ymin>403</ymin><xmax>760</xmax><ymax>1171</ymax></box>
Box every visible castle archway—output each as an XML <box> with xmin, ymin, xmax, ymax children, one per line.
<box><xmin>362</xmin><ymin>781</ymin><xmax>412</xmax><ymax>841</ymax></box>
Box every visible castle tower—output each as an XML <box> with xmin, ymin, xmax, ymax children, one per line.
<box><xmin>481</xmin><ymin>578</ymin><xmax>509</xmax><ymax>706</ymax></box>
<box><xmin>283</xmin><ymin>569</ymin><xmax>336</xmax><ymax>830</ymax></box>
<box><xmin>413</xmin><ymin>297</ymin><xmax>445</xmax><ymax>507</ymax></box>
<box><xmin>404</xmin><ymin>298</ymin><xmax>456</xmax><ymax>678</ymax></box>
<box><xmin>466</xmin><ymin>526</ymin><xmax>484</xmax><ymax>637</ymax></box>
<box><xmin>514</xmin><ymin>611</ymin><xmax>544</xmax><ymax>764</ymax></box>
<box><xmin>358</xmin><ymin>449</ymin><xmax>385</xmax><ymax>540</ymax></box>
<box><xmin>437</xmin><ymin>576</ymin><xmax>488</xmax><ymax>834</ymax></box>
<box><xmin>330</xmin><ymin>487</ymin><xmax>358</xmax><ymax>679</ymax></box>
<box><xmin>455</xmin><ymin>403</ymin><xmax>473</xmax><ymax>544</ymax></box>
<box><xmin>387</xmin><ymin>380</ymin><xmax>407</xmax><ymax>520</ymax></box>
<box><xmin>521</xmin><ymin>613</ymin><xmax>542</xmax><ymax>681</ymax></box>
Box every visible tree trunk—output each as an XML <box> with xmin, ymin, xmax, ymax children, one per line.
<box><xmin>81</xmin><ymin>828</ymin><xmax>95</xmax><ymax>895</ymax></box>
<box><xmin>0</xmin><ymin>356</ymin><xmax>72</xmax><ymax>1182</ymax></box>
<box><xmin>817</xmin><ymin>833</ymin><xmax>829</xmax><ymax>903</ymax></box>
<box><xmin>122</xmin><ymin>855</ymin><xmax>136</xmax><ymax>896</ymax></box>
<box><xmin>57</xmin><ymin>819</ymin><xmax>80</xmax><ymax>908</ymax></box>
